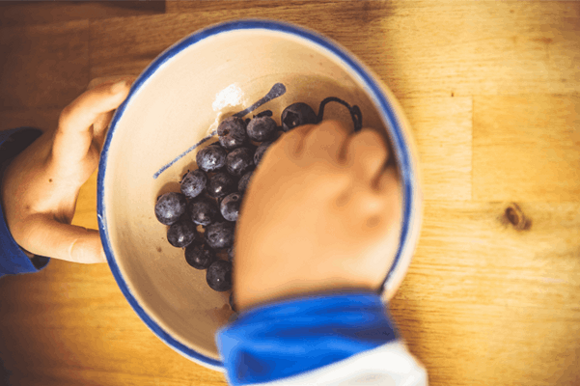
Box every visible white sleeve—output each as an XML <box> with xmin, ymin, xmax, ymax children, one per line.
<box><xmin>264</xmin><ymin>342</ymin><xmax>428</xmax><ymax>386</ymax></box>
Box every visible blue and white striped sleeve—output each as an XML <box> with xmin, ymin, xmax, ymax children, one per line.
<box><xmin>216</xmin><ymin>291</ymin><xmax>428</xmax><ymax>386</ymax></box>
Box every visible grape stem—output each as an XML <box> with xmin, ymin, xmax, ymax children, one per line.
<box><xmin>317</xmin><ymin>97</ymin><xmax>363</xmax><ymax>132</ymax></box>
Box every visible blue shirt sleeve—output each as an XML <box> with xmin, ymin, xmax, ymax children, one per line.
<box><xmin>216</xmin><ymin>291</ymin><xmax>419</xmax><ymax>386</ymax></box>
<box><xmin>0</xmin><ymin>127</ymin><xmax>50</xmax><ymax>279</ymax></box>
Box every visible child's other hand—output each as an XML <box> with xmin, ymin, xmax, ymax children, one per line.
<box><xmin>235</xmin><ymin>120</ymin><xmax>402</xmax><ymax>312</ymax></box>
<box><xmin>1</xmin><ymin>77</ymin><xmax>134</xmax><ymax>264</ymax></box>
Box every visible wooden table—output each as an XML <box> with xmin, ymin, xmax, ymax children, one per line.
<box><xmin>1</xmin><ymin>1</ymin><xmax>579</xmax><ymax>385</ymax></box>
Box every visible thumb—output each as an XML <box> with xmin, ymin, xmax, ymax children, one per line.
<box><xmin>87</xmin><ymin>75</ymin><xmax>138</xmax><ymax>91</ymax></box>
<box><xmin>18</xmin><ymin>214</ymin><xmax>106</xmax><ymax>264</ymax></box>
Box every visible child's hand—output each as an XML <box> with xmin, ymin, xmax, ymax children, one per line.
<box><xmin>1</xmin><ymin>78</ymin><xmax>134</xmax><ymax>264</ymax></box>
<box><xmin>234</xmin><ymin>120</ymin><xmax>402</xmax><ymax>312</ymax></box>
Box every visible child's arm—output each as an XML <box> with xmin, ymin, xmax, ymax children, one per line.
<box><xmin>0</xmin><ymin>79</ymin><xmax>133</xmax><ymax>266</ymax></box>
<box><xmin>216</xmin><ymin>120</ymin><xmax>428</xmax><ymax>385</ymax></box>
<box><xmin>235</xmin><ymin>120</ymin><xmax>402</xmax><ymax>311</ymax></box>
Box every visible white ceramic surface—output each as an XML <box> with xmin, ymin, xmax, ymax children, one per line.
<box><xmin>98</xmin><ymin>20</ymin><xmax>423</xmax><ymax>371</ymax></box>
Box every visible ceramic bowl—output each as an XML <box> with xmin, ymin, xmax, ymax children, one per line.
<box><xmin>97</xmin><ymin>19</ymin><xmax>423</xmax><ymax>371</ymax></box>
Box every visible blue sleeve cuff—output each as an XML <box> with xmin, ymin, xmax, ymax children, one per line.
<box><xmin>0</xmin><ymin>127</ymin><xmax>50</xmax><ymax>278</ymax></box>
<box><xmin>215</xmin><ymin>291</ymin><xmax>398</xmax><ymax>386</ymax></box>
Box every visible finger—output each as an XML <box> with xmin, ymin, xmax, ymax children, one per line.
<box><xmin>92</xmin><ymin>76</ymin><xmax>138</xmax><ymax>150</ymax></box>
<box><xmin>361</xmin><ymin>168</ymin><xmax>402</xmax><ymax>233</ymax></box>
<box><xmin>345</xmin><ymin>128</ymin><xmax>389</xmax><ymax>184</ymax></box>
<box><xmin>335</xmin><ymin>185</ymin><xmax>386</xmax><ymax>218</ymax></box>
<box><xmin>88</xmin><ymin>75</ymin><xmax>138</xmax><ymax>90</ymax></box>
<box><xmin>92</xmin><ymin>109</ymin><xmax>115</xmax><ymax>150</ymax></box>
<box><xmin>276</xmin><ymin>123</ymin><xmax>318</xmax><ymax>156</ymax></box>
<box><xmin>52</xmin><ymin>80</ymin><xmax>131</xmax><ymax>168</ymax></box>
<box><xmin>376</xmin><ymin>167</ymin><xmax>403</xmax><ymax>223</ymax></box>
<box><xmin>18</xmin><ymin>214</ymin><xmax>106</xmax><ymax>264</ymax></box>
<box><xmin>376</xmin><ymin>164</ymin><xmax>399</xmax><ymax>187</ymax></box>
<box><xmin>302</xmin><ymin>120</ymin><xmax>350</xmax><ymax>161</ymax></box>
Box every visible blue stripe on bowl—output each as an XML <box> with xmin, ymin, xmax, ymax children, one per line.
<box><xmin>98</xmin><ymin>19</ymin><xmax>415</xmax><ymax>370</ymax></box>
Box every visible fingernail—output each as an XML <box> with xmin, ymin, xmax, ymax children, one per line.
<box><xmin>111</xmin><ymin>80</ymin><xmax>128</xmax><ymax>93</ymax></box>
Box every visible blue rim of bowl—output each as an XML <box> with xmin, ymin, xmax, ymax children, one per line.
<box><xmin>97</xmin><ymin>19</ymin><xmax>415</xmax><ymax>370</ymax></box>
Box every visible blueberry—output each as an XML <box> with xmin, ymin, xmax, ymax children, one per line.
<box><xmin>206</xmin><ymin>260</ymin><xmax>233</xmax><ymax>292</ymax></box>
<box><xmin>256</xmin><ymin>110</ymin><xmax>273</xmax><ymax>118</ymax></box>
<box><xmin>207</xmin><ymin>171</ymin><xmax>237</xmax><ymax>199</ymax></box>
<box><xmin>185</xmin><ymin>242</ymin><xmax>216</xmax><ymax>270</ymax></box>
<box><xmin>155</xmin><ymin>192</ymin><xmax>188</xmax><ymax>225</ymax></box>
<box><xmin>227</xmin><ymin>247</ymin><xmax>234</xmax><ymax>262</ymax></box>
<box><xmin>217</xmin><ymin>116</ymin><xmax>247</xmax><ymax>150</ymax></box>
<box><xmin>220</xmin><ymin>192</ymin><xmax>242</xmax><ymax>222</ymax></box>
<box><xmin>254</xmin><ymin>140</ymin><xmax>274</xmax><ymax>166</ymax></box>
<box><xmin>196</xmin><ymin>144</ymin><xmax>227</xmax><ymax>172</ymax></box>
<box><xmin>226</xmin><ymin>147</ymin><xmax>253</xmax><ymax>177</ymax></box>
<box><xmin>229</xmin><ymin>292</ymin><xmax>237</xmax><ymax>312</ymax></box>
<box><xmin>180</xmin><ymin>169</ymin><xmax>207</xmax><ymax>199</ymax></box>
<box><xmin>205</xmin><ymin>221</ymin><xmax>235</xmax><ymax>249</ymax></box>
<box><xmin>238</xmin><ymin>170</ymin><xmax>253</xmax><ymax>193</ymax></box>
<box><xmin>189</xmin><ymin>197</ymin><xmax>219</xmax><ymax>226</ymax></box>
<box><xmin>281</xmin><ymin>102</ymin><xmax>317</xmax><ymax>132</ymax></box>
<box><xmin>246</xmin><ymin>116</ymin><xmax>278</xmax><ymax>142</ymax></box>
<box><xmin>167</xmin><ymin>218</ymin><xmax>197</xmax><ymax>248</ymax></box>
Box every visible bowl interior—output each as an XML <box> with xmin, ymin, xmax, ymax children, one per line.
<box><xmin>101</xmin><ymin>28</ymin><xmax>402</xmax><ymax>362</ymax></box>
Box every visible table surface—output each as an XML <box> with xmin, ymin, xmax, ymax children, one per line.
<box><xmin>0</xmin><ymin>1</ymin><xmax>579</xmax><ymax>385</ymax></box>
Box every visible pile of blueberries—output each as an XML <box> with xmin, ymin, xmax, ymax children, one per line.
<box><xmin>154</xmin><ymin>102</ymin><xmax>320</xmax><ymax>312</ymax></box>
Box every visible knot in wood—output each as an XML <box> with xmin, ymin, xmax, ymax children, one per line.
<box><xmin>504</xmin><ymin>203</ymin><xmax>532</xmax><ymax>231</ymax></box>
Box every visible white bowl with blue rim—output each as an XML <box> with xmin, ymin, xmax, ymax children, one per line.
<box><xmin>97</xmin><ymin>19</ymin><xmax>423</xmax><ymax>371</ymax></box>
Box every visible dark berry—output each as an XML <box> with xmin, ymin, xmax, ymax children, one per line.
<box><xmin>256</xmin><ymin>110</ymin><xmax>273</xmax><ymax>118</ymax></box>
<box><xmin>167</xmin><ymin>218</ymin><xmax>197</xmax><ymax>248</ymax></box>
<box><xmin>205</xmin><ymin>221</ymin><xmax>235</xmax><ymax>249</ymax></box>
<box><xmin>155</xmin><ymin>192</ymin><xmax>187</xmax><ymax>225</ymax></box>
<box><xmin>238</xmin><ymin>170</ymin><xmax>253</xmax><ymax>193</ymax></box>
<box><xmin>217</xmin><ymin>116</ymin><xmax>247</xmax><ymax>150</ymax></box>
<box><xmin>207</xmin><ymin>171</ymin><xmax>237</xmax><ymax>199</ymax></box>
<box><xmin>229</xmin><ymin>292</ymin><xmax>237</xmax><ymax>312</ymax></box>
<box><xmin>180</xmin><ymin>169</ymin><xmax>207</xmax><ymax>199</ymax></box>
<box><xmin>185</xmin><ymin>242</ymin><xmax>216</xmax><ymax>270</ymax></box>
<box><xmin>206</xmin><ymin>260</ymin><xmax>233</xmax><ymax>292</ymax></box>
<box><xmin>254</xmin><ymin>140</ymin><xmax>274</xmax><ymax>166</ymax></box>
<box><xmin>247</xmin><ymin>116</ymin><xmax>278</xmax><ymax>142</ymax></box>
<box><xmin>226</xmin><ymin>147</ymin><xmax>253</xmax><ymax>177</ymax></box>
<box><xmin>196</xmin><ymin>144</ymin><xmax>227</xmax><ymax>172</ymax></box>
<box><xmin>281</xmin><ymin>102</ymin><xmax>317</xmax><ymax>132</ymax></box>
<box><xmin>189</xmin><ymin>197</ymin><xmax>219</xmax><ymax>226</ymax></box>
<box><xmin>227</xmin><ymin>247</ymin><xmax>234</xmax><ymax>262</ymax></box>
<box><xmin>220</xmin><ymin>192</ymin><xmax>242</xmax><ymax>222</ymax></box>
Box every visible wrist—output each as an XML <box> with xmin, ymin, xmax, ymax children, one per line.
<box><xmin>234</xmin><ymin>278</ymin><xmax>378</xmax><ymax>313</ymax></box>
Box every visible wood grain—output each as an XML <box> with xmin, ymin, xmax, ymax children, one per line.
<box><xmin>164</xmin><ymin>1</ymin><xmax>580</xmax><ymax>99</ymax></box>
<box><xmin>473</xmin><ymin>95</ymin><xmax>580</xmax><ymax>202</ymax></box>
<box><xmin>0</xmin><ymin>262</ymin><xmax>226</xmax><ymax>386</ymax></box>
<box><xmin>0</xmin><ymin>108</ymin><xmax>61</xmax><ymax>133</ymax></box>
<box><xmin>391</xmin><ymin>200</ymin><xmax>580</xmax><ymax>386</ymax></box>
<box><xmin>71</xmin><ymin>170</ymin><xmax>99</xmax><ymax>231</ymax></box>
<box><xmin>1</xmin><ymin>1</ymin><xmax>579</xmax><ymax>386</ymax></box>
<box><xmin>0</xmin><ymin>20</ymin><xmax>89</xmax><ymax>110</ymax></box>
<box><xmin>0</xmin><ymin>1</ymin><xmax>165</xmax><ymax>27</ymax></box>
<box><xmin>401</xmin><ymin>96</ymin><xmax>472</xmax><ymax>201</ymax></box>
